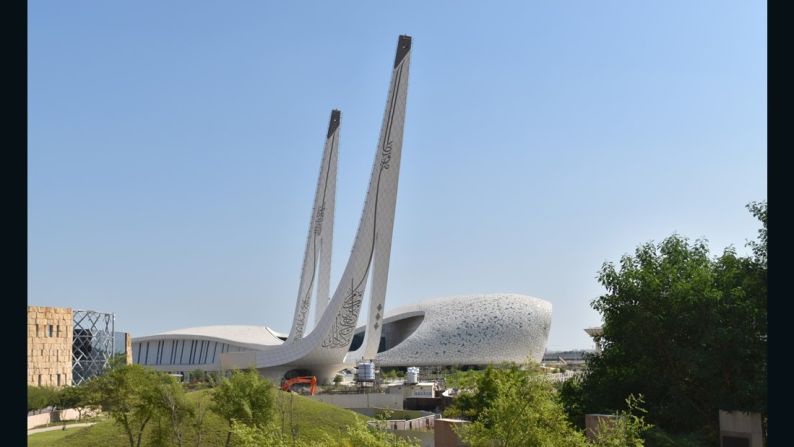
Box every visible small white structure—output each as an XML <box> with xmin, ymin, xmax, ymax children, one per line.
<box><xmin>406</xmin><ymin>367</ymin><xmax>420</xmax><ymax>384</ymax></box>
<box><xmin>355</xmin><ymin>361</ymin><xmax>375</xmax><ymax>382</ymax></box>
<box><xmin>719</xmin><ymin>410</ymin><xmax>764</xmax><ymax>447</ymax></box>
<box><xmin>584</xmin><ymin>326</ymin><xmax>604</xmax><ymax>353</ymax></box>
<box><xmin>405</xmin><ymin>382</ymin><xmax>435</xmax><ymax>399</ymax></box>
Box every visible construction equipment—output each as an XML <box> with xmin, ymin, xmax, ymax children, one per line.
<box><xmin>281</xmin><ymin>376</ymin><xmax>317</xmax><ymax>396</ymax></box>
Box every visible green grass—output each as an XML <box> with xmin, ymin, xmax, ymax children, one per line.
<box><xmin>29</xmin><ymin>388</ymin><xmax>366</xmax><ymax>447</ymax></box>
<box><xmin>28</xmin><ymin>429</ymin><xmax>81</xmax><ymax>447</ymax></box>
<box><xmin>273</xmin><ymin>391</ymin><xmax>366</xmax><ymax>442</ymax></box>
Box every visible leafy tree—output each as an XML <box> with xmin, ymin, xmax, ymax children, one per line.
<box><xmin>447</xmin><ymin>363</ymin><xmax>587</xmax><ymax>447</ymax></box>
<box><xmin>109</xmin><ymin>352</ymin><xmax>130</xmax><ymax>369</ymax></box>
<box><xmin>589</xmin><ymin>394</ymin><xmax>653</xmax><ymax>447</ymax></box>
<box><xmin>91</xmin><ymin>364</ymin><xmax>174</xmax><ymax>447</ymax></box>
<box><xmin>158</xmin><ymin>380</ymin><xmax>192</xmax><ymax>447</ymax></box>
<box><xmin>571</xmin><ymin>201</ymin><xmax>767</xmax><ymax>443</ymax></box>
<box><xmin>746</xmin><ymin>201</ymin><xmax>767</xmax><ymax>266</ymax></box>
<box><xmin>56</xmin><ymin>383</ymin><xmax>100</xmax><ymax>421</ymax></box>
<box><xmin>333</xmin><ymin>374</ymin><xmax>343</xmax><ymax>386</ymax></box>
<box><xmin>444</xmin><ymin>368</ymin><xmax>485</xmax><ymax>390</ymax></box>
<box><xmin>191</xmin><ymin>391</ymin><xmax>212</xmax><ymax>447</ymax></box>
<box><xmin>189</xmin><ymin>369</ymin><xmax>207</xmax><ymax>384</ymax></box>
<box><xmin>444</xmin><ymin>365</ymin><xmax>499</xmax><ymax>425</ymax></box>
<box><xmin>211</xmin><ymin>368</ymin><xmax>275</xmax><ymax>447</ymax></box>
<box><xmin>27</xmin><ymin>385</ymin><xmax>58</xmax><ymax>411</ymax></box>
<box><xmin>230</xmin><ymin>418</ymin><xmax>418</xmax><ymax>447</ymax></box>
<box><xmin>230</xmin><ymin>420</ymin><xmax>294</xmax><ymax>447</ymax></box>
<box><xmin>206</xmin><ymin>371</ymin><xmax>220</xmax><ymax>388</ymax></box>
<box><xmin>557</xmin><ymin>375</ymin><xmax>587</xmax><ymax>429</ymax></box>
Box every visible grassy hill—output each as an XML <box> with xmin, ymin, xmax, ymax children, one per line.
<box><xmin>29</xmin><ymin>389</ymin><xmax>366</xmax><ymax>447</ymax></box>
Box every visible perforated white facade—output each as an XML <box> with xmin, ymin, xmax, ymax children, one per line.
<box><xmin>353</xmin><ymin>294</ymin><xmax>552</xmax><ymax>367</ymax></box>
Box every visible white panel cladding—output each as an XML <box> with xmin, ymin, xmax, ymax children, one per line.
<box><xmin>288</xmin><ymin>110</ymin><xmax>340</xmax><ymax>341</ymax></box>
<box><xmin>131</xmin><ymin>338</ymin><xmax>253</xmax><ymax>367</ymax></box>
<box><xmin>357</xmin><ymin>46</ymin><xmax>411</xmax><ymax>361</ymax></box>
<box><xmin>315</xmin><ymin>116</ymin><xmax>338</xmax><ymax>327</ymax></box>
<box><xmin>371</xmin><ymin>294</ymin><xmax>552</xmax><ymax>367</ymax></box>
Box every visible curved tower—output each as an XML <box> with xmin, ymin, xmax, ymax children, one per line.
<box><xmin>253</xmin><ymin>35</ymin><xmax>412</xmax><ymax>378</ymax></box>
<box><xmin>287</xmin><ymin>110</ymin><xmax>340</xmax><ymax>341</ymax></box>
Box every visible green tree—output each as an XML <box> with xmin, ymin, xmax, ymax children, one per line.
<box><xmin>27</xmin><ymin>385</ymin><xmax>59</xmax><ymax>411</ymax></box>
<box><xmin>230</xmin><ymin>418</ymin><xmax>418</xmax><ymax>447</ymax></box>
<box><xmin>447</xmin><ymin>363</ymin><xmax>587</xmax><ymax>447</ymax></box>
<box><xmin>189</xmin><ymin>369</ymin><xmax>207</xmax><ymax>384</ymax></box>
<box><xmin>230</xmin><ymin>420</ymin><xmax>292</xmax><ymax>447</ymax></box>
<box><xmin>206</xmin><ymin>371</ymin><xmax>220</xmax><ymax>388</ymax></box>
<box><xmin>191</xmin><ymin>391</ymin><xmax>211</xmax><ymax>447</ymax></box>
<box><xmin>158</xmin><ymin>380</ymin><xmax>192</xmax><ymax>447</ymax></box>
<box><xmin>571</xmin><ymin>201</ymin><xmax>767</xmax><ymax>443</ymax></box>
<box><xmin>589</xmin><ymin>394</ymin><xmax>653</xmax><ymax>447</ymax></box>
<box><xmin>211</xmin><ymin>368</ymin><xmax>275</xmax><ymax>447</ymax></box>
<box><xmin>333</xmin><ymin>374</ymin><xmax>343</xmax><ymax>386</ymax></box>
<box><xmin>557</xmin><ymin>375</ymin><xmax>587</xmax><ymax>429</ymax></box>
<box><xmin>444</xmin><ymin>365</ymin><xmax>499</xmax><ymax>425</ymax></box>
<box><xmin>92</xmin><ymin>364</ymin><xmax>175</xmax><ymax>447</ymax></box>
<box><xmin>56</xmin><ymin>383</ymin><xmax>100</xmax><ymax>421</ymax></box>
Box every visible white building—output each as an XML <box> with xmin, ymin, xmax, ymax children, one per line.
<box><xmin>133</xmin><ymin>36</ymin><xmax>552</xmax><ymax>383</ymax></box>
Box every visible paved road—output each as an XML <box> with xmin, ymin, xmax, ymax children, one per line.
<box><xmin>27</xmin><ymin>422</ymin><xmax>96</xmax><ymax>436</ymax></box>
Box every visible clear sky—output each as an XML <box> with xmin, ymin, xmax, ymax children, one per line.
<box><xmin>28</xmin><ymin>1</ymin><xmax>766</xmax><ymax>350</ymax></box>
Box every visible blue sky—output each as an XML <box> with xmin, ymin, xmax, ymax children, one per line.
<box><xmin>28</xmin><ymin>1</ymin><xmax>766</xmax><ymax>350</ymax></box>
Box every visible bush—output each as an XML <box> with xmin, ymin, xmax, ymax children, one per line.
<box><xmin>28</xmin><ymin>385</ymin><xmax>59</xmax><ymax>411</ymax></box>
<box><xmin>212</xmin><ymin>369</ymin><xmax>275</xmax><ymax>447</ymax></box>
<box><xmin>190</xmin><ymin>369</ymin><xmax>207</xmax><ymax>383</ymax></box>
<box><xmin>589</xmin><ymin>394</ymin><xmax>652</xmax><ymax>447</ymax></box>
<box><xmin>447</xmin><ymin>363</ymin><xmax>587</xmax><ymax>446</ymax></box>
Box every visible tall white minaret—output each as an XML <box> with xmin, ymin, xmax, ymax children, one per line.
<box><xmin>287</xmin><ymin>110</ymin><xmax>340</xmax><ymax>342</ymax></box>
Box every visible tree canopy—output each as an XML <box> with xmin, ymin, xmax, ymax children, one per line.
<box><xmin>446</xmin><ymin>364</ymin><xmax>588</xmax><ymax>446</ymax></box>
<box><xmin>211</xmin><ymin>368</ymin><xmax>275</xmax><ymax>447</ymax></box>
<box><xmin>90</xmin><ymin>364</ymin><xmax>177</xmax><ymax>447</ymax></box>
<box><xmin>567</xmin><ymin>201</ymin><xmax>767</xmax><ymax>444</ymax></box>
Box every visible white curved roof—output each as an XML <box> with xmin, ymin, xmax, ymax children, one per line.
<box><xmin>351</xmin><ymin>293</ymin><xmax>552</xmax><ymax>367</ymax></box>
<box><xmin>132</xmin><ymin>294</ymin><xmax>552</xmax><ymax>371</ymax></box>
<box><xmin>135</xmin><ymin>325</ymin><xmax>285</xmax><ymax>348</ymax></box>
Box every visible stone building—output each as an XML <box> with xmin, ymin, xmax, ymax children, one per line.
<box><xmin>27</xmin><ymin>306</ymin><xmax>73</xmax><ymax>387</ymax></box>
<box><xmin>28</xmin><ymin>305</ymin><xmax>131</xmax><ymax>387</ymax></box>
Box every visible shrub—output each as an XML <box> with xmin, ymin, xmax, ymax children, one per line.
<box><xmin>28</xmin><ymin>385</ymin><xmax>58</xmax><ymax>411</ymax></box>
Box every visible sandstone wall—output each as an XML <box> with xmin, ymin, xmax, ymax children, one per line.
<box><xmin>28</xmin><ymin>306</ymin><xmax>73</xmax><ymax>387</ymax></box>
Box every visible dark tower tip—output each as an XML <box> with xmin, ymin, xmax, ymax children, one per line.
<box><xmin>327</xmin><ymin>109</ymin><xmax>341</xmax><ymax>139</ymax></box>
<box><xmin>394</xmin><ymin>35</ymin><xmax>412</xmax><ymax>68</ymax></box>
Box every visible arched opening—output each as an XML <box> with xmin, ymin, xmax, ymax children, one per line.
<box><xmin>348</xmin><ymin>313</ymin><xmax>425</xmax><ymax>353</ymax></box>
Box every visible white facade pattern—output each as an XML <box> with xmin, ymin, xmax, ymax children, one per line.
<box><xmin>132</xmin><ymin>36</ymin><xmax>553</xmax><ymax>383</ymax></box>
<box><xmin>355</xmin><ymin>294</ymin><xmax>552</xmax><ymax>367</ymax></box>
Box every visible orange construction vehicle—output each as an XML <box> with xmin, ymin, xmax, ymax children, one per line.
<box><xmin>281</xmin><ymin>376</ymin><xmax>317</xmax><ymax>396</ymax></box>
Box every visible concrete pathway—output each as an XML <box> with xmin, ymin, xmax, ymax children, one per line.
<box><xmin>27</xmin><ymin>422</ymin><xmax>96</xmax><ymax>436</ymax></box>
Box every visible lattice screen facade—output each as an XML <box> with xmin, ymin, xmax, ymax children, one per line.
<box><xmin>72</xmin><ymin>309</ymin><xmax>115</xmax><ymax>385</ymax></box>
